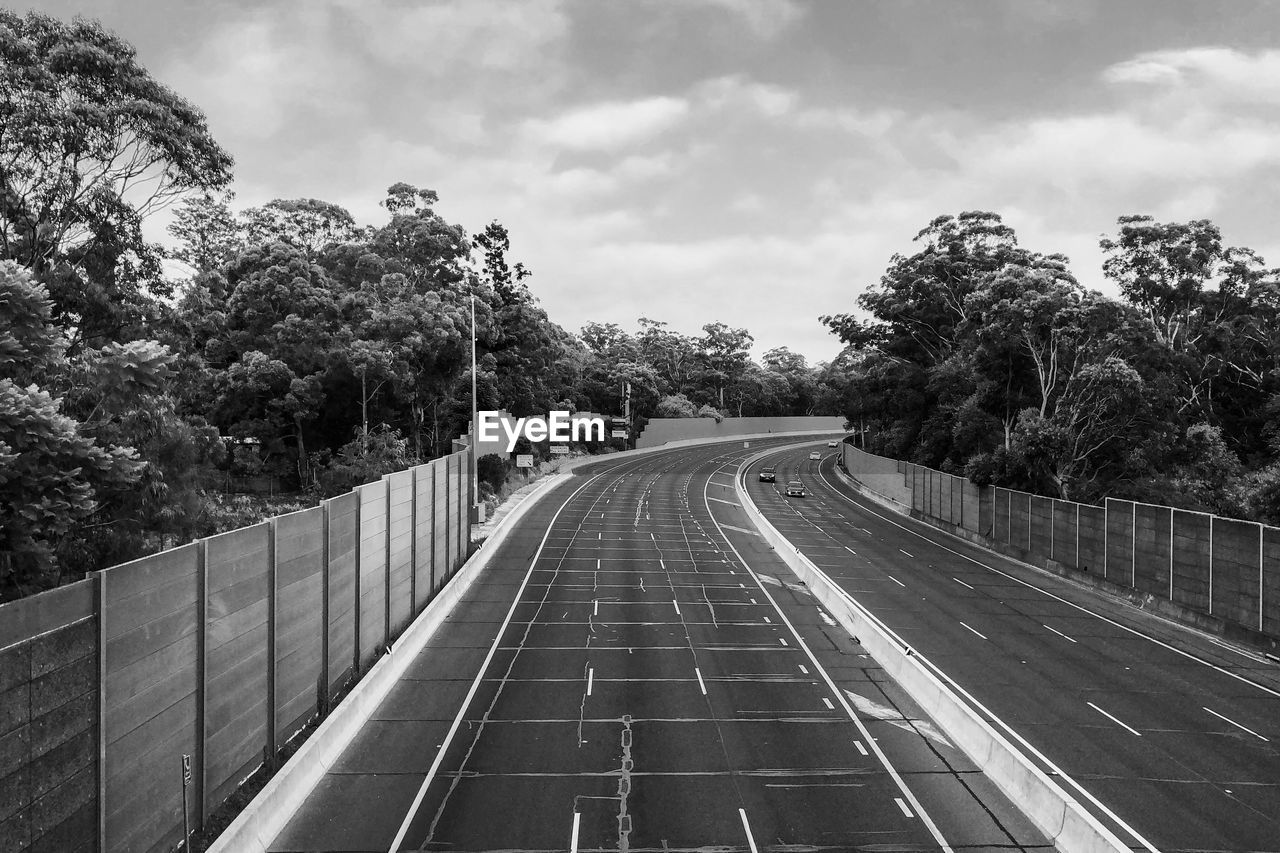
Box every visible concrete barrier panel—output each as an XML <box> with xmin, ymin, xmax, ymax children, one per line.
<box><xmin>1171</xmin><ymin>510</ymin><xmax>1211</xmax><ymax>612</ymax></box>
<box><xmin>1132</xmin><ymin>503</ymin><xmax>1172</xmax><ymax>598</ymax></box>
<box><xmin>1104</xmin><ymin>499</ymin><xmax>1135</xmax><ymax>586</ymax></box>
<box><xmin>1212</xmin><ymin>518</ymin><xmax>1261</xmax><ymax>628</ymax></box>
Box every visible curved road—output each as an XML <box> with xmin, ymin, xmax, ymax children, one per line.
<box><xmin>745</xmin><ymin>443</ymin><xmax>1280</xmax><ymax>853</ymax></box>
<box><xmin>269</xmin><ymin>437</ymin><xmax>1048</xmax><ymax>852</ymax></box>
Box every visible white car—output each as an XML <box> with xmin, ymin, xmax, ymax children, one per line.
<box><xmin>809</xmin><ymin>451</ymin><xmax>821</xmax><ymax>460</ymax></box>
<box><xmin>827</xmin><ymin>440</ymin><xmax>839</xmax><ymax>448</ymax></box>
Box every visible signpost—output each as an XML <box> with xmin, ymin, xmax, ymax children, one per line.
<box><xmin>516</xmin><ymin>454</ymin><xmax>534</xmax><ymax>468</ymax></box>
<box><xmin>611</xmin><ymin>429</ymin><xmax>628</xmax><ymax>438</ymax></box>
<box><xmin>550</xmin><ymin>445</ymin><xmax>569</xmax><ymax>455</ymax></box>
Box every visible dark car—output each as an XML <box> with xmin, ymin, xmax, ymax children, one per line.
<box><xmin>759</xmin><ymin>466</ymin><xmax>776</xmax><ymax>482</ymax></box>
<box><xmin>785</xmin><ymin>480</ymin><xmax>805</xmax><ymax>497</ymax></box>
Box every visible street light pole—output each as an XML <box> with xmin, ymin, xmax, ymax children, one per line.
<box><xmin>470</xmin><ymin>293</ymin><xmax>478</xmax><ymax>510</ymax></box>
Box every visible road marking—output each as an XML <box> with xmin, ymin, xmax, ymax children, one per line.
<box><xmin>739</xmin><ymin>808</ymin><xmax>759</xmax><ymax>853</ymax></box>
<box><xmin>570</xmin><ymin>811</ymin><xmax>581</xmax><ymax>853</ymax></box>
<box><xmin>845</xmin><ymin>546</ymin><xmax>857</xmax><ymax>554</ymax></box>
<box><xmin>1088</xmin><ymin>701</ymin><xmax>1142</xmax><ymax>736</ymax></box>
<box><xmin>385</xmin><ymin>472</ymin><xmax>608</xmax><ymax>853</ymax></box>
<box><xmin>815</xmin><ymin>463</ymin><xmax>1280</xmax><ymax>703</ymax></box>
<box><xmin>1044</xmin><ymin>624</ymin><xmax>1077</xmax><ymax>643</ymax></box>
<box><xmin>798</xmin><ymin>664</ymin><xmax>809</xmax><ymax>674</ymax></box>
<box><xmin>592</xmin><ymin>600</ymin><xmax>598</xmax><ymax>617</ymax></box>
<box><xmin>586</xmin><ymin>667</ymin><xmax>594</xmax><ymax>696</ymax></box>
<box><xmin>695</xmin><ymin>667</ymin><xmax>707</xmax><ymax>695</ymax></box>
<box><xmin>958</xmin><ymin>621</ymin><xmax>987</xmax><ymax>640</ymax></box>
<box><xmin>953</xmin><ymin>577</ymin><xmax>974</xmax><ymax>590</ymax></box>
<box><xmin>672</xmin><ymin>599</ymin><xmax>681</xmax><ymax>616</ymax></box>
<box><xmin>763</xmin><ymin>616</ymin><xmax>771</xmax><ymax>623</ymax></box>
<box><xmin>1204</xmin><ymin>706</ymin><xmax>1269</xmax><ymax>741</ymax></box>
<box><xmin>894</xmin><ymin>797</ymin><xmax>914</xmax><ymax>818</ymax></box>
<box><xmin>887</xmin><ymin>575</ymin><xmax>905</xmax><ymax>588</ymax></box>
<box><xmin>710</xmin><ymin>463</ymin><xmax>955</xmax><ymax>853</ymax></box>
<box><xmin>707</xmin><ymin>496</ymin><xmax>741</xmax><ymax>506</ymax></box>
<box><xmin>779</xmin><ymin>637</ymin><xmax>788</xmax><ymax>646</ymax></box>
<box><xmin>718</xmin><ymin>522</ymin><xmax>760</xmax><ymax>536</ymax></box>
<box><xmin>822</xmin><ymin>697</ymin><xmax>835</xmax><ymax>710</ymax></box>
<box><xmin>749</xmin><ymin>598</ymin><xmax>757</xmax><ymax>604</ymax></box>
<box><xmin>899</xmin><ymin>548</ymin><xmax>914</xmax><ymax>557</ymax></box>
<box><xmin>854</xmin><ymin>740</ymin><xmax>869</xmax><ymax>755</ymax></box>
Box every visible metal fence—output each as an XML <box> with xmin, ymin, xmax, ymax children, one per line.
<box><xmin>844</xmin><ymin>446</ymin><xmax>1280</xmax><ymax>640</ymax></box>
<box><xmin>0</xmin><ymin>448</ymin><xmax>471</xmax><ymax>853</ymax></box>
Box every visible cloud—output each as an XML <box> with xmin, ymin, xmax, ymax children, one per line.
<box><xmin>687</xmin><ymin>0</ymin><xmax>805</xmax><ymax>37</ymax></box>
<box><xmin>1103</xmin><ymin>47</ymin><xmax>1280</xmax><ymax>105</ymax></box>
<box><xmin>523</xmin><ymin>96</ymin><xmax>690</xmax><ymax>151</ymax></box>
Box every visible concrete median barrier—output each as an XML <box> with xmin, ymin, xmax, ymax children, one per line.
<box><xmin>735</xmin><ymin>447</ymin><xmax>1131</xmax><ymax>853</ymax></box>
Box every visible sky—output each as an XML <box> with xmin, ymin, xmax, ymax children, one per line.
<box><xmin>24</xmin><ymin>0</ymin><xmax>1280</xmax><ymax>364</ymax></box>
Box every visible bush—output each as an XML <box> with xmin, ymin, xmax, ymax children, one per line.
<box><xmin>477</xmin><ymin>453</ymin><xmax>510</xmax><ymax>493</ymax></box>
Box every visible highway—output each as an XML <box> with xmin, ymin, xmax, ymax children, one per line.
<box><xmin>269</xmin><ymin>438</ymin><xmax>1049</xmax><ymax>852</ymax></box>
<box><xmin>746</xmin><ymin>444</ymin><xmax>1280</xmax><ymax>853</ymax></box>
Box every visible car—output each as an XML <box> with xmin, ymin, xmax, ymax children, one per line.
<box><xmin>809</xmin><ymin>451</ymin><xmax>821</xmax><ymax>460</ymax></box>
<box><xmin>827</xmin><ymin>439</ymin><xmax>839</xmax><ymax>448</ymax></box>
<box><xmin>758</xmin><ymin>466</ymin><xmax>776</xmax><ymax>482</ymax></box>
<box><xmin>785</xmin><ymin>480</ymin><xmax>806</xmax><ymax>497</ymax></box>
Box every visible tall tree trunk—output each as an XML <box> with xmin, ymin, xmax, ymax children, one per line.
<box><xmin>294</xmin><ymin>413</ymin><xmax>309</xmax><ymax>486</ymax></box>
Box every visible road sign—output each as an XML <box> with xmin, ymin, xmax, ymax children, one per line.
<box><xmin>550</xmin><ymin>445</ymin><xmax>569</xmax><ymax>455</ymax></box>
<box><xmin>611</xmin><ymin>429</ymin><xmax>628</xmax><ymax>438</ymax></box>
<box><xmin>516</xmin><ymin>454</ymin><xmax>534</xmax><ymax>467</ymax></box>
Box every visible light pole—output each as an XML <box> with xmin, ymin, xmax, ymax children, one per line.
<box><xmin>470</xmin><ymin>293</ymin><xmax>479</xmax><ymax>513</ymax></box>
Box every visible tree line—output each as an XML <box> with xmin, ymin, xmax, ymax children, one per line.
<box><xmin>823</xmin><ymin>210</ymin><xmax>1280</xmax><ymax>523</ymax></box>
<box><xmin>0</xmin><ymin>11</ymin><xmax>840</xmax><ymax>599</ymax></box>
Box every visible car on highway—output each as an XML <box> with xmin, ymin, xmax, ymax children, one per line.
<box><xmin>827</xmin><ymin>439</ymin><xmax>839</xmax><ymax>447</ymax></box>
<box><xmin>758</xmin><ymin>466</ymin><xmax>776</xmax><ymax>482</ymax></box>
<box><xmin>808</xmin><ymin>451</ymin><xmax>821</xmax><ymax>460</ymax></box>
<box><xmin>785</xmin><ymin>480</ymin><xmax>806</xmax><ymax>497</ymax></box>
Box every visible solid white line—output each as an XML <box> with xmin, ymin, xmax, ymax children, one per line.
<box><xmin>1044</xmin><ymin>624</ymin><xmax>1078</xmax><ymax>643</ymax></box>
<box><xmin>570</xmin><ymin>811</ymin><xmax>581</xmax><ymax>853</ymax></box>
<box><xmin>695</xmin><ymin>667</ymin><xmax>707</xmax><ymax>695</ymax></box>
<box><xmin>958</xmin><ymin>621</ymin><xmax>987</xmax><ymax>640</ymax></box>
<box><xmin>822</xmin><ymin>697</ymin><xmax>835</xmax><ymax>710</ymax></box>
<box><xmin>712</xmin><ymin>463</ymin><xmax>955</xmax><ymax>853</ymax></box>
<box><xmin>899</xmin><ymin>548</ymin><xmax>914</xmax><ymax>557</ymax></box>
<box><xmin>673</xmin><ymin>599</ymin><xmax>681</xmax><ymax>616</ymax></box>
<box><xmin>854</xmin><ymin>740</ymin><xmax>868</xmax><ymax>756</ymax></box>
<box><xmin>846</xmin><ymin>546</ymin><xmax>857</xmax><ymax>554</ymax></box>
<box><xmin>953</xmin><ymin>577</ymin><xmax>974</xmax><ymax>590</ymax></box>
<box><xmin>707</xmin><ymin>496</ymin><xmax>741</xmax><ymax>506</ymax></box>
<box><xmin>586</xmin><ymin>667</ymin><xmax>594</xmax><ymax>696</ymax></box>
<box><xmin>1204</xmin><ymin>706</ymin><xmax>1269</xmax><ymax>741</ymax></box>
<box><xmin>798</xmin><ymin>664</ymin><xmax>809</xmax><ymax>674</ymax></box>
<box><xmin>1088</xmin><ymin>701</ymin><xmax>1142</xmax><ymax>736</ymax></box>
<box><xmin>739</xmin><ymin>808</ymin><xmax>759</xmax><ymax>853</ymax></box>
<box><xmin>895</xmin><ymin>797</ymin><xmax>914</xmax><ymax>818</ymax></box>
<box><xmin>384</xmin><ymin>473</ymin><xmax>606</xmax><ymax>853</ymax></box>
<box><xmin>887</xmin><ymin>575</ymin><xmax>905</xmax><ymax>588</ymax></box>
<box><xmin>816</xmin><ymin>464</ymin><xmax>1280</xmax><ymax>702</ymax></box>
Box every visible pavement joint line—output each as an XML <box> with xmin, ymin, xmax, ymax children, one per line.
<box><xmin>1087</xmin><ymin>701</ymin><xmax>1142</xmax><ymax>737</ymax></box>
<box><xmin>1203</xmin><ymin>706</ymin><xmax>1269</xmax><ymax>741</ymax></box>
<box><xmin>958</xmin><ymin>621</ymin><xmax>988</xmax><ymax>640</ymax></box>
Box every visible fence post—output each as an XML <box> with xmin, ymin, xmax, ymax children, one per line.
<box><xmin>1169</xmin><ymin>507</ymin><xmax>1175</xmax><ymax>600</ymax></box>
<box><xmin>352</xmin><ymin>492</ymin><xmax>361</xmax><ymax>677</ymax></box>
<box><xmin>266</xmin><ymin>519</ymin><xmax>278</xmax><ymax>766</ymax></box>
<box><xmin>195</xmin><ymin>539</ymin><xmax>208</xmax><ymax>830</ymax></box>
<box><xmin>1208</xmin><ymin>516</ymin><xmax>1214</xmax><ymax>615</ymax></box>
<box><xmin>1131</xmin><ymin>502</ymin><xmax>1137</xmax><ymax>587</ymax></box>
<box><xmin>1260</xmin><ymin>524</ymin><xmax>1265</xmax><ymax>632</ymax></box>
<box><xmin>409</xmin><ymin>468</ymin><xmax>417</xmax><ymax>615</ymax></box>
<box><xmin>1049</xmin><ymin>500</ymin><xmax>1055</xmax><ymax>562</ymax></box>
<box><xmin>1027</xmin><ymin>492</ymin><xmax>1033</xmax><ymax>552</ymax></box>
<box><xmin>1103</xmin><ymin>499</ymin><xmax>1109</xmax><ymax>581</ymax></box>
<box><xmin>319</xmin><ymin>500</ymin><xmax>331</xmax><ymax>714</ymax></box>
<box><xmin>95</xmin><ymin>569</ymin><xmax>107</xmax><ymax>853</ymax></box>
<box><xmin>384</xmin><ymin>477</ymin><xmax>392</xmax><ymax>647</ymax></box>
<box><xmin>446</xmin><ymin>456</ymin><xmax>453</xmax><ymax>577</ymax></box>
<box><xmin>431</xmin><ymin>460</ymin><xmax>439</xmax><ymax>595</ymax></box>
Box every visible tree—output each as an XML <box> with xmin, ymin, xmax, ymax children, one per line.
<box><xmin>167</xmin><ymin>192</ymin><xmax>244</xmax><ymax>275</ymax></box>
<box><xmin>655</xmin><ymin>394</ymin><xmax>697</xmax><ymax>418</ymax></box>
<box><xmin>0</xmin><ymin>11</ymin><xmax>233</xmax><ymax>348</ymax></box>
<box><xmin>242</xmin><ymin>198</ymin><xmax>360</xmax><ymax>257</ymax></box>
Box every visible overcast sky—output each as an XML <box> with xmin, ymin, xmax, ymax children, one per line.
<box><xmin>26</xmin><ymin>0</ymin><xmax>1280</xmax><ymax>364</ymax></box>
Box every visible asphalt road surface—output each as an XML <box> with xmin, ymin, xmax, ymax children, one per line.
<box><xmin>745</xmin><ymin>444</ymin><xmax>1280</xmax><ymax>853</ymax></box>
<box><xmin>269</xmin><ymin>437</ymin><xmax>1049</xmax><ymax>852</ymax></box>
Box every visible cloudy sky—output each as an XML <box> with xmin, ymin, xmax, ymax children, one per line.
<box><xmin>27</xmin><ymin>0</ymin><xmax>1280</xmax><ymax>363</ymax></box>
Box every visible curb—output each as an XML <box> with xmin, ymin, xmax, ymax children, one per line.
<box><xmin>735</xmin><ymin>448</ymin><xmax>1131</xmax><ymax>853</ymax></box>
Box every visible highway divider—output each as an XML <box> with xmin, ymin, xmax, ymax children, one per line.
<box><xmin>209</xmin><ymin>430</ymin><xmax>841</xmax><ymax>853</ymax></box>
<box><xmin>734</xmin><ymin>447</ymin><xmax>1132</xmax><ymax>853</ymax></box>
